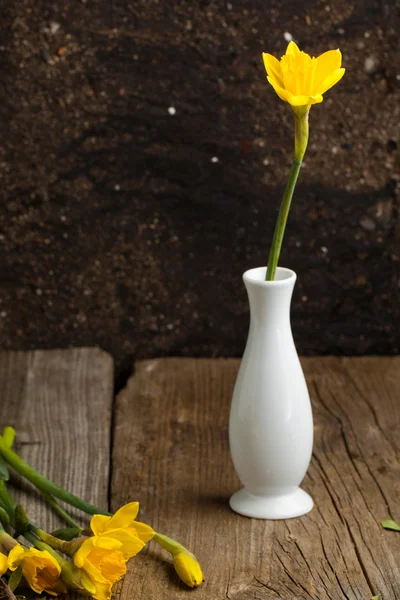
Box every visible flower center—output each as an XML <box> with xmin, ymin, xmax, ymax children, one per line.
<box><xmin>89</xmin><ymin>548</ymin><xmax>126</xmax><ymax>584</ymax></box>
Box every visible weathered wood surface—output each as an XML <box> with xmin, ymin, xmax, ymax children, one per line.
<box><xmin>112</xmin><ymin>357</ymin><xmax>400</xmax><ymax>600</ymax></box>
<box><xmin>0</xmin><ymin>348</ymin><xmax>114</xmax><ymax>597</ymax></box>
<box><xmin>0</xmin><ymin>352</ymin><xmax>398</xmax><ymax>600</ymax></box>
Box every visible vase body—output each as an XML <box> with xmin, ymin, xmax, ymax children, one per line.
<box><xmin>229</xmin><ymin>266</ymin><xmax>313</xmax><ymax>519</ymax></box>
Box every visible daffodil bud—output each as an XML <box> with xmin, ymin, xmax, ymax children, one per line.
<box><xmin>153</xmin><ymin>533</ymin><xmax>203</xmax><ymax>588</ymax></box>
<box><xmin>0</xmin><ymin>507</ymin><xmax>10</xmax><ymax>530</ymax></box>
<box><xmin>173</xmin><ymin>549</ymin><xmax>203</xmax><ymax>588</ymax></box>
<box><xmin>13</xmin><ymin>504</ymin><xmax>29</xmax><ymax>537</ymax></box>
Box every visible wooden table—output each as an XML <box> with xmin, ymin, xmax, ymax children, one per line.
<box><xmin>0</xmin><ymin>349</ymin><xmax>399</xmax><ymax>600</ymax></box>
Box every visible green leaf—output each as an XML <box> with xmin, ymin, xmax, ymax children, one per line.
<box><xmin>13</xmin><ymin>505</ymin><xmax>29</xmax><ymax>538</ymax></box>
<box><xmin>49</xmin><ymin>526</ymin><xmax>81</xmax><ymax>541</ymax></box>
<box><xmin>0</xmin><ymin>458</ymin><xmax>9</xmax><ymax>482</ymax></box>
<box><xmin>0</xmin><ymin>507</ymin><xmax>10</xmax><ymax>530</ymax></box>
<box><xmin>381</xmin><ymin>519</ymin><xmax>400</xmax><ymax>531</ymax></box>
<box><xmin>7</xmin><ymin>567</ymin><xmax>22</xmax><ymax>593</ymax></box>
<box><xmin>370</xmin><ymin>596</ymin><xmax>380</xmax><ymax>600</ymax></box>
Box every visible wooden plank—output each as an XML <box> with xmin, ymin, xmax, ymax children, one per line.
<box><xmin>0</xmin><ymin>348</ymin><xmax>114</xmax><ymax>594</ymax></box>
<box><xmin>112</xmin><ymin>357</ymin><xmax>400</xmax><ymax>600</ymax></box>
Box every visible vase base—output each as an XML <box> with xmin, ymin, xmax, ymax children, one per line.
<box><xmin>229</xmin><ymin>487</ymin><xmax>313</xmax><ymax>520</ymax></box>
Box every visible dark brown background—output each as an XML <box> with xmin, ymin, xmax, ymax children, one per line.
<box><xmin>0</xmin><ymin>0</ymin><xmax>398</xmax><ymax>383</ymax></box>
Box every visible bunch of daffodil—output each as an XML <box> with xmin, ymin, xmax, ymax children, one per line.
<box><xmin>262</xmin><ymin>41</ymin><xmax>345</xmax><ymax>280</ymax></box>
<box><xmin>0</xmin><ymin>427</ymin><xmax>203</xmax><ymax>599</ymax></box>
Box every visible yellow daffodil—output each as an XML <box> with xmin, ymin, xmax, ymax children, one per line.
<box><xmin>173</xmin><ymin>549</ymin><xmax>203</xmax><ymax>588</ymax></box>
<box><xmin>261</xmin><ymin>41</ymin><xmax>345</xmax><ymax>280</ymax></box>
<box><xmin>74</xmin><ymin>531</ymin><xmax>149</xmax><ymax>600</ymax></box>
<box><xmin>72</xmin><ymin>506</ymin><xmax>152</xmax><ymax>600</ymax></box>
<box><xmin>90</xmin><ymin>502</ymin><xmax>154</xmax><ymax>543</ymax></box>
<box><xmin>0</xmin><ymin>552</ymin><xmax>8</xmax><ymax>576</ymax></box>
<box><xmin>8</xmin><ymin>545</ymin><xmax>66</xmax><ymax>596</ymax></box>
<box><xmin>74</xmin><ymin>536</ymin><xmax>129</xmax><ymax>600</ymax></box>
<box><xmin>74</xmin><ymin>536</ymin><xmax>127</xmax><ymax>581</ymax></box>
<box><xmin>263</xmin><ymin>41</ymin><xmax>345</xmax><ymax>107</ymax></box>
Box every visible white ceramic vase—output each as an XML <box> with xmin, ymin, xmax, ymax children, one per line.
<box><xmin>229</xmin><ymin>266</ymin><xmax>313</xmax><ymax>519</ymax></box>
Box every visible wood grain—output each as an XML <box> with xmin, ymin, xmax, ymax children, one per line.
<box><xmin>0</xmin><ymin>347</ymin><xmax>114</xmax><ymax>534</ymax></box>
<box><xmin>112</xmin><ymin>357</ymin><xmax>400</xmax><ymax>600</ymax></box>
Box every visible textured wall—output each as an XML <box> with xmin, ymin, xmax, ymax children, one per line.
<box><xmin>0</xmin><ymin>0</ymin><xmax>398</xmax><ymax>380</ymax></box>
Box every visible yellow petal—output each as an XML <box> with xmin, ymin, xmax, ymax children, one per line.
<box><xmin>291</xmin><ymin>93</ymin><xmax>323</xmax><ymax>106</ymax></box>
<box><xmin>81</xmin><ymin>570</ymin><xmax>98</xmax><ymax>595</ymax></box>
<box><xmin>0</xmin><ymin>553</ymin><xmax>8</xmax><ymax>577</ymax></box>
<box><xmin>318</xmin><ymin>67</ymin><xmax>345</xmax><ymax>95</ymax></box>
<box><xmin>267</xmin><ymin>76</ymin><xmax>293</xmax><ymax>103</ymax></box>
<box><xmin>285</xmin><ymin>40</ymin><xmax>300</xmax><ymax>55</ymax></box>
<box><xmin>262</xmin><ymin>53</ymin><xmax>284</xmax><ymax>88</ymax></box>
<box><xmin>7</xmin><ymin>545</ymin><xmax>24</xmax><ymax>571</ymax></box>
<box><xmin>74</xmin><ymin>538</ymin><xmax>97</xmax><ymax>569</ymax></box>
<box><xmin>313</xmin><ymin>49</ymin><xmax>342</xmax><ymax>92</ymax></box>
<box><xmin>91</xmin><ymin>580</ymin><xmax>113</xmax><ymax>600</ymax></box>
<box><xmin>80</xmin><ymin>555</ymin><xmax>109</xmax><ymax>585</ymax></box>
<box><xmin>316</xmin><ymin>48</ymin><xmax>342</xmax><ymax>74</ymax></box>
<box><xmin>267</xmin><ymin>76</ymin><xmax>319</xmax><ymax>107</ymax></box>
<box><xmin>90</xmin><ymin>514</ymin><xmax>112</xmax><ymax>536</ymax></box>
<box><xmin>104</xmin><ymin>502</ymin><xmax>139</xmax><ymax>531</ymax></box>
<box><xmin>128</xmin><ymin>521</ymin><xmax>155</xmax><ymax>543</ymax></box>
<box><xmin>102</xmin><ymin>529</ymin><xmax>145</xmax><ymax>559</ymax></box>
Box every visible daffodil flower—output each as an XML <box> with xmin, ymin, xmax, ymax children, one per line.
<box><xmin>261</xmin><ymin>41</ymin><xmax>345</xmax><ymax>280</ymax></box>
<box><xmin>90</xmin><ymin>501</ymin><xmax>155</xmax><ymax>543</ymax></box>
<box><xmin>263</xmin><ymin>41</ymin><xmax>345</xmax><ymax>109</ymax></box>
<box><xmin>8</xmin><ymin>545</ymin><xmax>66</xmax><ymax>596</ymax></box>
<box><xmin>73</xmin><ymin>518</ymin><xmax>151</xmax><ymax>600</ymax></box>
<box><xmin>74</xmin><ymin>536</ymin><xmax>131</xmax><ymax>600</ymax></box>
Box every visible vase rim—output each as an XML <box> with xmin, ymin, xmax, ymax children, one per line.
<box><xmin>243</xmin><ymin>266</ymin><xmax>296</xmax><ymax>286</ymax></box>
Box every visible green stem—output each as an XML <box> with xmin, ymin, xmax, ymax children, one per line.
<box><xmin>0</xmin><ymin>438</ymin><xmax>108</xmax><ymax>517</ymax></box>
<box><xmin>0</xmin><ymin>480</ymin><xmax>16</xmax><ymax>523</ymax></box>
<box><xmin>42</xmin><ymin>493</ymin><xmax>81</xmax><ymax>528</ymax></box>
<box><xmin>265</xmin><ymin>109</ymin><xmax>309</xmax><ymax>281</ymax></box>
<box><xmin>153</xmin><ymin>532</ymin><xmax>182</xmax><ymax>555</ymax></box>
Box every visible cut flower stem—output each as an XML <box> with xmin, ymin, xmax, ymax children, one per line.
<box><xmin>41</xmin><ymin>492</ymin><xmax>81</xmax><ymax>529</ymax></box>
<box><xmin>0</xmin><ymin>437</ymin><xmax>109</xmax><ymax>517</ymax></box>
<box><xmin>265</xmin><ymin>109</ymin><xmax>309</xmax><ymax>281</ymax></box>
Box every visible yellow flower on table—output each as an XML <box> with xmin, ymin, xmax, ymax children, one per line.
<box><xmin>8</xmin><ymin>545</ymin><xmax>66</xmax><ymax>596</ymax></box>
<box><xmin>74</xmin><ymin>528</ymin><xmax>146</xmax><ymax>600</ymax></box>
<box><xmin>90</xmin><ymin>502</ymin><xmax>155</xmax><ymax>543</ymax></box>
<box><xmin>263</xmin><ymin>40</ymin><xmax>345</xmax><ymax>107</ymax></box>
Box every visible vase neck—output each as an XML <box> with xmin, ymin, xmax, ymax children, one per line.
<box><xmin>243</xmin><ymin>268</ymin><xmax>296</xmax><ymax>328</ymax></box>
